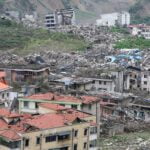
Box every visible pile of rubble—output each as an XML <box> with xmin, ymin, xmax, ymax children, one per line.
<box><xmin>55</xmin><ymin>25</ymin><xmax>123</xmax><ymax>56</ymax></box>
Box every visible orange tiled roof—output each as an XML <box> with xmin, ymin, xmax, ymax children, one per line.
<box><xmin>39</xmin><ymin>103</ymin><xmax>67</xmax><ymax>111</ymax></box>
<box><xmin>26</xmin><ymin>92</ymin><xmax>54</xmax><ymax>101</ymax></box>
<box><xmin>25</xmin><ymin>114</ymin><xmax>65</xmax><ymax>129</ymax></box>
<box><xmin>0</xmin><ymin>108</ymin><xmax>91</xmax><ymax>141</ymax></box>
<box><xmin>55</xmin><ymin>95</ymin><xmax>81</xmax><ymax>103</ymax></box>
<box><xmin>0</xmin><ymin>108</ymin><xmax>21</xmax><ymax>118</ymax></box>
<box><xmin>0</xmin><ymin>82</ymin><xmax>10</xmax><ymax>91</ymax></box>
<box><xmin>25</xmin><ymin>110</ymin><xmax>90</xmax><ymax>129</ymax></box>
<box><xmin>0</xmin><ymin>72</ymin><xmax>6</xmax><ymax>78</ymax></box>
<box><xmin>26</xmin><ymin>93</ymin><xmax>81</xmax><ymax>103</ymax></box>
<box><xmin>0</xmin><ymin>129</ymin><xmax>21</xmax><ymax>141</ymax></box>
<box><xmin>81</xmin><ymin>96</ymin><xmax>100</xmax><ymax>104</ymax></box>
<box><xmin>0</xmin><ymin>119</ymin><xmax>8</xmax><ymax>129</ymax></box>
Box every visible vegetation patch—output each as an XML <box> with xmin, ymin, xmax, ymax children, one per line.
<box><xmin>109</xmin><ymin>27</ymin><xmax>130</xmax><ymax>34</ymax></box>
<box><xmin>114</xmin><ymin>37</ymin><xmax>150</xmax><ymax>49</ymax></box>
<box><xmin>0</xmin><ymin>19</ymin><xmax>89</xmax><ymax>55</ymax></box>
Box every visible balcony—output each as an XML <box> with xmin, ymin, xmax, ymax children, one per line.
<box><xmin>57</xmin><ymin>131</ymin><xmax>71</xmax><ymax>142</ymax></box>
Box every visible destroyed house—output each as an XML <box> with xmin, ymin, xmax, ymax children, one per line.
<box><xmin>127</xmin><ymin>98</ymin><xmax>150</xmax><ymax>122</ymax></box>
<box><xmin>45</xmin><ymin>8</ymin><xmax>75</xmax><ymax>29</ymax></box>
<box><xmin>0</xmin><ymin>108</ymin><xmax>97</xmax><ymax>150</ymax></box>
<box><xmin>99</xmin><ymin>94</ymin><xmax>126</xmax><ymax>120</ymax></box>
<box><xmin>49</xmin><ymin>76</ymin><xmax>115</xmax><ymax>93</ymax></box>
<box><xmin>0</xmin><ymin>65</ymin><xmax>50</xmax><ymax>85</ymax></box>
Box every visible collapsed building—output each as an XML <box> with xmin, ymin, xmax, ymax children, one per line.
<box><xmin>45</xmin><ymin>8</ymin><xmax>75</xmax><ymax>29</ymax></box>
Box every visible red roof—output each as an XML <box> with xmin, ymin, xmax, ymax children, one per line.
<box><xmin>0</xmin><ymin>108</ymin><xmax>21</xmax><ymax>118</ymax></box>
<box><xmin>0</xmin><ymin>129</ymin><xmax>21</xmax><ymax>141</ymax></box>
<box><xmin>26</xmin><ymin>92</ymin><xmax>54</xmax><ymax>101</ymax></box>
<box><xmin>39</xmin><ymin>103</ymin><xmax>66</xmax><ymax>111</ymax></box>
<box><xmin>0</xmin><ymin>82</ymin><xmax>10</xmax><ymax>91</ymax></box>
<box><xmin>81</xmin><ymin>96</ymin><xmax>100</xmax><ymax>104</ymax></box>
<box><xmin>0</xmin><ymin>119</ymin><xmax>8</xmax><ymax>129</ymax></box>
<box><xmin>55</xmin><ymin>95</ymin><xmax>81</xmax><ymax>103</ymax></box>
<box><xmin>0</xmin><ymin>72</ymin><xmax>6</xmax><ymax>78</ymax></box>
<box><xmin>26</xmin><ymin>93</ymin><xmax>81</xmax><ymax>103</ymax></box>
<box><xmin>25</xmin><ymin>109</ymin><xmax>90</xmax><ymax>129</ymax></box>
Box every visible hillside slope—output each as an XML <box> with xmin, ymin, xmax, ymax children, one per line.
<box><xmin>129</xmin><ymin>0</ymin><xmax>150</xmax><ymax>24</ymax></box>
<box><xmin>0</xmin><ymin>0</ymin><xmax>149</xmax><ymax>24</ymax></box>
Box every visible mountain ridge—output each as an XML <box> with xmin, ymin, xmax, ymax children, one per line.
<box><xmin>0</xmin><ymin>0</ymin><xmax>149</xmax><ymax>24</ymax></box>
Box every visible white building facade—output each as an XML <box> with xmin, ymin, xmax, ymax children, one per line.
<box><xmin>96</xmin><ymin>11</ymin><xmax>130</xmax><ymax>27</ymax></box>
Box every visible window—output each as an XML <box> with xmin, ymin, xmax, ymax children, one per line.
<box><xmin>90</xmin><ymin>140</ymin><xmax>97</xmax><ymax>148</ymax></box>
<box><xmin>25</xmin><ymin>139</ymin><xmax>29</xmax><ymax>147</ymax></box>
<box><xmin>144</xmin><ymin>75</ymin><xmax>147</xmax><ymax>78</ymax></box>
<box><xmin>35</xmin><ymin>103</ymin><xmax>39</xmax><ymax>109</ymax></box>
<box><xmin>2</xmin><ymin>93</ymin><xmax>4</xmax><ymax>99</ymax></box>
<box><xmin>24</xmin><ymin>101</ymin><xmax>29</xmax><ymax>108</ymax></box>
<box><xmin>74</xmin><ymin>130</ymin><xmax>78</xmax><ymax>137</ymax></box>
<box><xmin>84</xmin><ymin>128</ymin><xmax>88</xmax><ymax>136</ymax></box>
<box><xmin>90</xmin><ymin>127</ymin><xmax>97</xmax><ymax>135</ymax></box>
<box><xmin>45</xmin><ymin>135</ymin><xmax>56</xmax><ymax>143</ymax></box>
<box><xmin>144</xmin><ymin>81</ymin><xmax>147</xmax><ymax>85</ymax></box>
<box><xmin>92</xmin><ymin>80</ymin><xmax>95</xmax><ymax>84</ymax></box>
<box><xmin>99</xmin><ymin>81</ymin><xmax>102</xmax><ymax>84</ymax></box>
<box><xmin>72</xmin><ymin>105</ymin><xmax>77</xmax><ymax>109</ymax></box>
<box><xmin>104</xmin><ymin>81</ymin><xmax>107</xmax><ymax>85</ymax></box>
<box><xmin>143</xmin><ymin>88</ymin><xmax>147</xmax><ymax>91</ymax></box>
<box><xmin>36</xmin><ymin>137</ymin><xmax>40</xmax><ymax>145</ymax></box>
<box><xmin>58</xmin><ymin>132</ymin><xmax>70</xmax><ymax>141</ymax></box>
<box><xmin>74</xmin><ymin>144</ymin><xmax>78</xmax><ymax>150</ymax></box>
<box><xmin>88</xmin><ymin>104</ymin><xmax>92</xmax><ymax>110</ymax></box>
<box><xmin>84</xmin><ymin>142</ymin><xmax>87</xmax><ymax>149</ymax></box>
<box><xmin>7</xmin><ymin>93</ymin><xmax>9</xmax><ymax>97</ymax></box>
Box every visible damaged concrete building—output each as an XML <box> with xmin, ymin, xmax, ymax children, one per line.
<box><xmin>45</xmin><ymin>8</ymin><xmax>75</xmax><ymax>29</ymax></box>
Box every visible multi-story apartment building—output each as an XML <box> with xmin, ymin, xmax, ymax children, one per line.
<box><xmin>18</xmin><ymin>92</ymin><xmax>101</xmax><ymax>116</ymax></box>
<box><xmin>0</xmin><ymin>107</ymin><xmax>98</xmax><ymax>150</ymax></box>
<box><xmin>96</xmin><ymin>11</ymin><xmax>130</xmax><ymax>27</ymax></box>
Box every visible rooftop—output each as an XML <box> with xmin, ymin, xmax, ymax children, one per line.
<box><xmin>0</xmin><ymin>129</ymin><xmax>21</xmax><ymax>141</ymax></box>
<box><xmin>25</xmin><ymin>109</ymin><xmax>90</xmax><ymax>129</ymax></box>
<box><xmin>26</xmin><ymin>92</ymin><xmax>55</xmax><ymax>101</ymax></box>
<box><xmin>81</xmin><ymin>96</ymin><xmax>100</xmax><ymax>104</ymax></box>
<box><xmin>25</xmin><ymin>92</ymin><xmax>82</xmax><ymax>104</ymax></box>
<box><xmin>0</xmin><ymin>119</ymin><xmax>8</xmax><ymax>129</ymax></box>
<box><xmin>39</xmin><ymin>103</ymin><xmax>67</xmax><ymax>111</ymax></box>
<box><xmin>0</xmin><ymin>82</ymin><xmax>11</xmax><ymax>91</ymax></box>
<box><xmin>0</xmin><ymin>72</ymin><xmax>6</xmax><ymax>78</ymax></box>
<box><xmin>0</xmin><ymin>108</ymin><xmax>21</xmax><ymax>118</ymax></box>
<box><xmin>0</xmin><ymin>108</ymin><xmax>92</xmax><ymax>141</ymax></box>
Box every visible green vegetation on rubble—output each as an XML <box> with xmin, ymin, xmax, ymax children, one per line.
<box><xmin>0</xmin><ymin>19</ymin><xmax>89</xmax><ymax>55</ymax></box>
<box><xmin>115</xmin><ymin>37</ymin><xmax>150</xmax><ymax>49</ymax></box>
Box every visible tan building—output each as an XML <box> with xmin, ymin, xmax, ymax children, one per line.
<box><xmin>0</xmin><ymin>107</ymin><xmax>98</xmax><ymax>150</ymax></box>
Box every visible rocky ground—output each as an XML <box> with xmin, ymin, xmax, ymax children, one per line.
<box><xmin>100</xmin><ymin>131</ymin><xmax>150</xmax><ymax>150</ymax></box>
